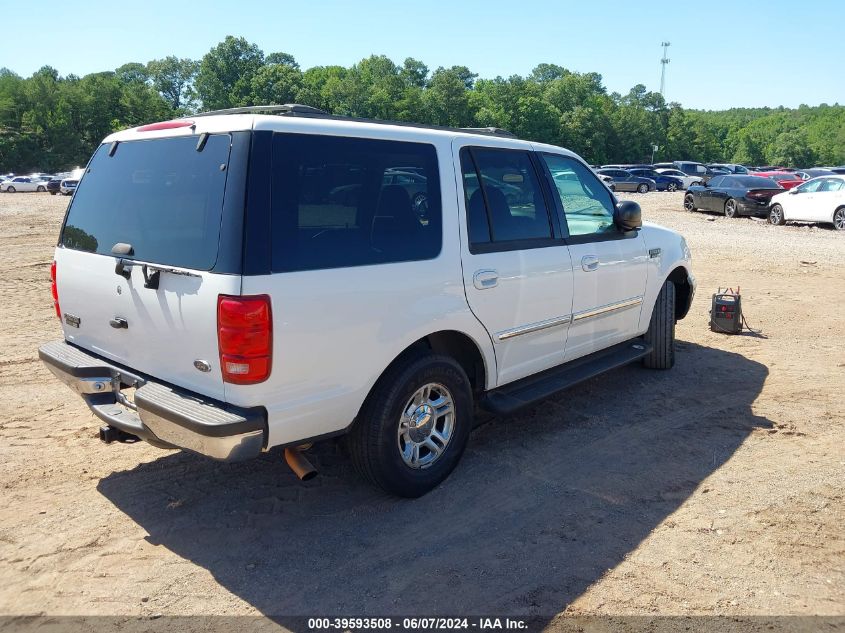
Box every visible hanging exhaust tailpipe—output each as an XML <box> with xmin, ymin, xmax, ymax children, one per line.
<box><xmin>284</xmin><ymin>446</ymin><xmax>317</xmax><ymax>481</ymax></box>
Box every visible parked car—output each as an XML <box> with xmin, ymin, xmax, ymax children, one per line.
<box><xmin>628</xmin><ymin>168</ymin><xmax>685</xmax><ymax>192</ymax></box>
<box><xmin>595</xmin><ymin>168</ymin><xmax>657</xmax><ymax>193</ymax></box>
<box><xmin>753</xmin><ymin>171</ymin><xmax>803</xmax><ymax>190</ymax></box>
<box><xmin>654</xmin><ymin>161</ymin><xmax>711</xmax><ymax>184</ymax></box>
<box><xmin>655</xmin><ymin>168</ymin><xmax>701</xmax><ymax>190</ymax></box>
<box><xmin>1</xmin><ymin>176</ymin><xmax>49</xmax><ymax>193</ymax></box>
<box><xmin>768</xmin><ymin>175</ymin><xmax>845</xmax><ymax>230</ymax></box>
<box><xmin>796</xmin><ymin>168</ymin><xmax>835</xmax><ymax>181</ymax></box>
<box><xmin>60</xmin><ymin>179</ymin><xmax>78</xmax><ymax>196</ymax></box>
<box><xmin>683</xmin><ymin>174</ymin><xmax>783</xmax><ymax>218</ymax></box>
<box><xmin>827</xmin><ymin>167</ymin><xmax>845</xmax><ymax>175</ymax></box>
<box><xmin>38</xmin><ymin>104</ymin><xmax>695</xmax><ymax>498</ymax></box>
<box><xmin>46</xmin><ymin>178</ymin><xmax>62</xmax><ymax>195</ymax></box>
<box><xmin>707</xmin><ymin>163</ymin><xmax>749</xmax><ymax>175</ymax></box>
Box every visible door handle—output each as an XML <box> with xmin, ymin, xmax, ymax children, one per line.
<box><xmin>581</xmin><ymin>255</ymin><xmax>599</xmax><ymax>272</ymax></box>
<box><xmin>473</xmin><ymin>269</ymin><xmax>499</xmax><ymax>290</ymax></box>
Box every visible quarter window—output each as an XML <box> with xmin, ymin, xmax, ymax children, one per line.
<box><xmin>460</xmin><ymin>147</ymin><xmax>553</xmax><ymax>248</ymax></box>
<box><xmin>542</xmin><ymin>154</ymin><xmax>616</xmax><ymax>237</ymax></box>
<box><xmin>270</xmin><ymin>133</ymin><xmax>441</xmax><ymax>272</ymax></box>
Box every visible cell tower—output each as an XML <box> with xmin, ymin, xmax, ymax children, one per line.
<box><xmin>660</xmin><ymin>42</ymin><xmax>671</xmax><ymax>98</ymax></box>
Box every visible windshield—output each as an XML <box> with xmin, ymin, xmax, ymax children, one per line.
<box><xmin>61</xmin><ymin>134</ymin><xmax>232</xmax><ymax>270</ymax></box>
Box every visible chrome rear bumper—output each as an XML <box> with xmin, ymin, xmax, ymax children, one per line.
<box><xmin>39</xmin><ymin>340</ymin><xmax>265</xmax><ymax>462</ymax></box>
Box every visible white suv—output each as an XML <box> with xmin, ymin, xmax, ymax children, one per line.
<box><xmin>39</xmin><ymin>105</ymin><xmax>695</xmax><ymax>497</ymax></box>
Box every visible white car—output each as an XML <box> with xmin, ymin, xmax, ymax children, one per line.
<box><xmin>59</xmin><ymin>178</ymin><xmax>79</xmax><ymax>196</ymax></box>
<box><xmin>655</xmin><ymin>168</ymin><xmax>700</xmax><ymax>190</ymax></box>
<box><xmin>768</xmin><ymin>175</ymin><xmax>845</xmax><ymax>230</ymax></box>
<box><xmin>1</xmin><ymin>176</ymin><xmax>49</xmax><ymax>193</ymax></box>
<box><xmin>38</xmin><ymin>105</ymin><xmax>695</xmax><ymax>497</ymax></box>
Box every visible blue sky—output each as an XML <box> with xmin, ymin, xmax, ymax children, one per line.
<box><xmin>5</xmin><ymin>0</ymin><xmax>843</xmax><ymax>111</ymax></box>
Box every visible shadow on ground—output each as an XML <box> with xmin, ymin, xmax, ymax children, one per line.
<box><xmin>97</xmin><ymin>341</ymin><xmax>770</xmax><ymax>625</ymax></box>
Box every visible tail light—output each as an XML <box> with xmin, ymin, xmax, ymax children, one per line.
<box><xmin>50</xmin><ymin>260</ymin><xmax>61</xmax><ymax>319</ymax></box>
<box><xmin>747</xmin><ymin>190</ymin><xmax>778</xmax><ymax>201</ymax></box>
<box><xmin>217</xmin><ymin>295</ymin><xmax>272</xmax><ymax>385</ymax></box>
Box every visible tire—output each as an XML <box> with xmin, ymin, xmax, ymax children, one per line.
<box><xmin>724</xmin><ymin>198</ymin><xmax>738</xmax><ymax>218</ymax></box>
<box><xmin>667</xmin><ymin>182</ymin><xmax>678</xmax><ymax>192</ymax></box>
<box><xmin>769</xmin><ymin>203</ymin><xmax>786</xmax><ymax>226</ymax></box>
<box><xmin>7</xmin><ymin>186</ymin><xmax>15</xmax><ymax>193</ymax></box>
<box><xmin>642</xmin><ymin>281</ymin><xmax>676</xmax><ymax>370</ymax></box>
<box><xmin>348</xmin><ymin>353</ymin><xmax>473</xmax><ymax>497</ymax></box>
<box><xmin>50</xmin><ymin>191</ymin><xmax>57</xmax><ymax>195</ymax></box>
<box><xmin>683</xmin><ymin>193</ymin><xmax>696</xmax><ymax>212</ymax></box>
<box><xmin>637</xmin><ymin>183</ymin><xmax>649</xmax><ymax>194</ymax></box>
<box><xmin>37</xmin><ymin>185</ymin><xmax>45</xmax><ymax>192</ymax></box>
<box><xmin>833</xmin><ymin>207</ymin><xmax>845</xmax><ymax>231</ymax></box>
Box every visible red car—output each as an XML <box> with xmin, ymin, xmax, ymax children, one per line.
<box><xmin>754</xmin><ymin>171</ymin><xmax>803</xmax><ymax>189</ymax></box>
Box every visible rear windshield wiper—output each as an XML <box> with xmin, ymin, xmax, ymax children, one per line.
<box><xmin>112</xmin><ymin>243</ymin><xmax>200</xmax><ymax>289</ymax></box>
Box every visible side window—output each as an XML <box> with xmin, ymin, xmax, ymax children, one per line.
<box><xmin>709</xmin><ymin>176</ymin><xmax>724</xmax><ymax>187</ymax></box>
<box><xmin>542</xmin><ymin>153</ymin><xmax>616</xmax><ymax>237</ymax></box>
<box><xmin>818</xmin><ymin>178</ymin><xmax>843</xmax><ymax>192</ymax></box>
<box><xmin>460</xmin><ymin>147</ymin><xmax>553</xmax><ymax>248</ymax></box>
<box><xmin>797</xmin><ymin>179</ymin><xmax>824</xmax><ymax>193</ymax></box>
<box><xmin>270</xmin><ymin>133</ymin><xmax>441</xmax><ymax>272</ymax></box>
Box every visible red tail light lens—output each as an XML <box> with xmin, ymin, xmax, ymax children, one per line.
<box><xmin>217</xmin><ymin>295</ymin><xmax>272</xmax><ymax>384</ymax></box>
<box><xmin>50</xmin><ymin>260</ymin><xmax>61</xmax><ymax>319</ymax></box>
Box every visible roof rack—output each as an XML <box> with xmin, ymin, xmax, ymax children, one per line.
<box><xmin>188</xmin><ymin>104</ymin><xmax>517</xmax><ymax>138</ymax></box>
<box><xmin>191</xmin><ymin>104</ymin><xmax>328</xmax><ymax>117</ymax></box>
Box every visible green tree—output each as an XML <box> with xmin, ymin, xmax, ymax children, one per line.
<box><xmin>147</xmin><ymin>56</ymin><xmax>199</xmax><ymax>111</ymax></box>
<box><xmin>195</xmin><ymin>36</ymin><xmax>264</xmax><ymax>110</ymax></box>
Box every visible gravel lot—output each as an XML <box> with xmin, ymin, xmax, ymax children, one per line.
<box><xmin>0</xmin><ymin>191</ymin><xmax>842</xmax><ymax>623</ymax></box>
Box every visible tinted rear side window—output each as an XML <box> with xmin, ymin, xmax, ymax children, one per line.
<box><xmin>270</xmin><ymin>133</ymin><xmax>441</xmax><ymax>272</ymax></box>
<box><xmin>61</xmin><ymin>134</ymin><xmax>232</xmax><ymax>270</ymax></box>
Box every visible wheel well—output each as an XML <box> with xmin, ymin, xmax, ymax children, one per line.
<box><xmin>378</xmin><ymin>331</ymin><xmax>488</xmax><ymax>396</ymax></box>
<box><xmin>667</xmin><ymin>267</ymin><xmax>692</xmax><ymax>321</ymax></box>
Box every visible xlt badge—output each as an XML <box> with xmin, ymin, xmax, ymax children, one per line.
<box><xmin>64</xmin><ymin>313</ymin><xmax>81</xmax><ymax>328</ymax></box>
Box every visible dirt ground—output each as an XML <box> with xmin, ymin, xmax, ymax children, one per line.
<box><xmin>0</xmin><ymin>190</ymin><xmax>842</xmax><ymax>624</ymax></box>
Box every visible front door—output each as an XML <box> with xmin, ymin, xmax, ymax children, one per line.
<box><xmin>455</xmin><ymin>141</ymin><xmax>574</xmax><ymax>386</ymax></box>
<box><xmin>537</xmin><ymin>152</ymin><xmax>648</xmax><ymax>362</ymax></box>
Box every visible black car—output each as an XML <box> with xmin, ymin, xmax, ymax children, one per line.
<box><xmin>683</xmin><ymin>175</ymin><xmax>783</xmax><ymax>218</ymax></box>
<box><xmin>46</xmin><ymin>178</ymin><xmax>62</xmax><ymax>195</ymax></box>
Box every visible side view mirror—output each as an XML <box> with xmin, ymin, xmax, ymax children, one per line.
<box><xmin>614</xmin><ymin>200</ymin><xmax>642</xmax><ymax>231</ymax></box>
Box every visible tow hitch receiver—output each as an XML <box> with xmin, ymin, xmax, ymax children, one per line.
<box><xmin>99</xmin><ymin>425</ymin><xmax>140</xmax><ymax>444</ymax></box>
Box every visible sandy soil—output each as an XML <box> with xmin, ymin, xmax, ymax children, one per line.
<box><xmin>0</xmin><ymin>191</ymin><xmax>842</xmax><ymax>624</ymax></box>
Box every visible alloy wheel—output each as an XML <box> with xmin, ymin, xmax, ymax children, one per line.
<box><xmin>834</xmin><ymin>208</ymin><xmax>845</xmax><ymax>231</ymax></box>
<box><xmin>397</xmin><ymin>383</ymin><xmax>455</xmax><ymax>469</ymax></box>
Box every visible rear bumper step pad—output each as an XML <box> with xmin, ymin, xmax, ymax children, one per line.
<box><xmin>39</xmin><ymin>340</ymin><xmax>265</xmax><ymax>461</ymax></box>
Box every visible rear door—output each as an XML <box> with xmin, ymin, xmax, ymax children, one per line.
<box><xmin>538</xmin><ymin>153</ymin><xmax>648</xmax><ymax>361</ymax></box>
<box><xmin>456</xmin><ymin>142</ymin><xmax>574</xmax><ymax>386</ymax></box>
<box><xmin>808</xmin><ymin>178</ymin><xmax>844</xmax><ymax>222</ymax></box>
<box><xmin>55</xmin><ymin>132</ymin><xmax>248</xmax><ymax>401</ymax></box>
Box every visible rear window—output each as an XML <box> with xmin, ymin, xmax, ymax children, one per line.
<box><xmin>270</xmin><ymin>133</ymin><xmax>441</xmax><ymax>272</ymax></box>
<box><xmin>61</xmin><ymin>134</ymin><xmax>232</xmax><ymax>270</ymax></box>
<box><xmin>732</xmin><ymin>176</ymin><xmax>781</xmax><ymax>188</ymax></box>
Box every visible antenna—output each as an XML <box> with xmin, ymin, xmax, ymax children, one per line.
<box><xmin>660</xmin><ymin>42</ymin><xmax>671</xmax><ymax>99</ymax></box>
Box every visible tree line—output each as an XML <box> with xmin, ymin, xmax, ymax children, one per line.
<box><xmin>1</xmin><ymin>35</ymin><xmax>843</xmax><ymax>172</ymax></box>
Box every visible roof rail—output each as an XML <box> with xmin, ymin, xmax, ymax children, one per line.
<box><xmin>459</xmin><ymin>127</ymin><xmax>516</xmax><ymax>138</ymax></box>
<box><xmin>188</xmin><ymin>104</ymin><xmax>518</xmax><ymax>139</ymax></box>
<box><xmin>191</xmin><ymin>104</ymin><xmax>328</xmax><ymax>118</ymax></box>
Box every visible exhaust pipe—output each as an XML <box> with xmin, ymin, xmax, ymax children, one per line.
<box><xmin>284</xmin><ymin>447</ymin><xmax>317</xmax><ymax>481</ymax></box>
